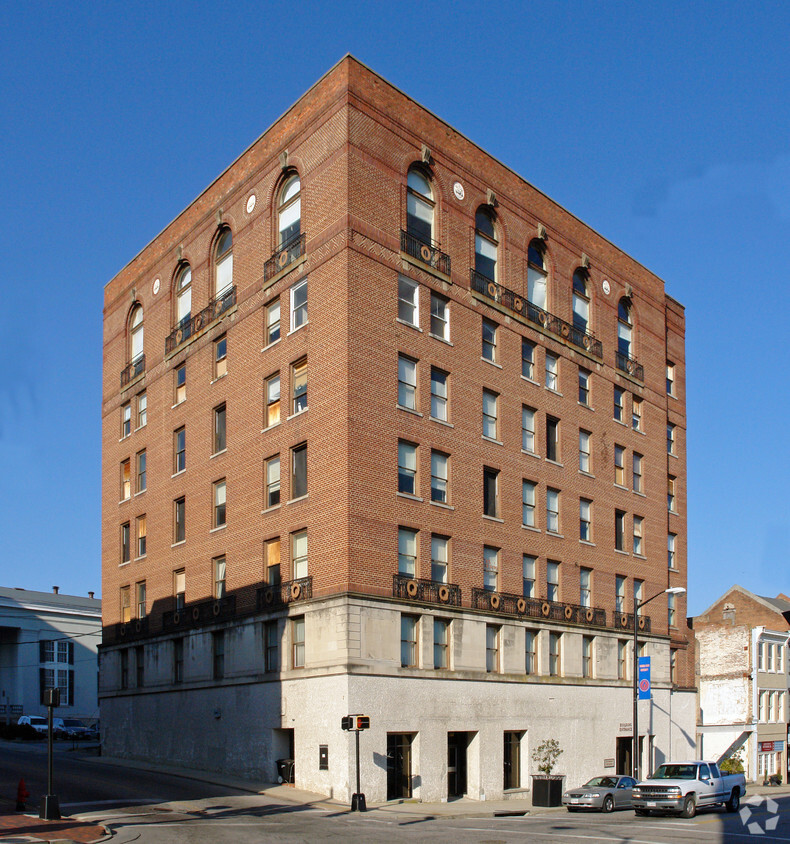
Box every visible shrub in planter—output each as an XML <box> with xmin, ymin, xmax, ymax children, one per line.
<box><xmin>531</xmin><ymin>739</ymin><xmax>564</xmax><ymax>807</ymax></box>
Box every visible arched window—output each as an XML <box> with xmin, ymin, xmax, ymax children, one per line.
<box><xmin>527</xmin><ymin>240</ymin><xmax>547</xmax><ymax>311</ymax></box>
<box><xmin>215</xmin><ymin>229</ymin><xmax>233</xmax><ymax>298</ymax></box>
<box><xmin>475</xmin><ymin>207</ymin><xmax>497</xmax><ymax>281</ymax></box>
<box><xmin>572</xmin><ymin>269</ymin><xmax>590</xmax><ymax>332</ymax></box>
<box><xmin>278</xmin><ymin>174</ymin><xmax>301</xmax><ymax>247</ymax></box>
<box><xmin>407</xmin><ymin>166</ymin><xmax>434</xmax><ymax>246</ymax></box>
<box><xmin>618</xmin><ymin>298</ymin><xmax>632</xmax><ymax>357</ymax></box>
<box><xmin>130</xmin><ymin>305</ymin><xmax>144</xmax><ymax>363</ymax></box>
<box><xmin>176</xmin><ymin>264</ymin><xmax>192</xmax><ymax>326</ymax></box>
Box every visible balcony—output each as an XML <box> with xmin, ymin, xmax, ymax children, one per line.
<box><xmin>165</xmin><ymin>287</ymin><xmax>236</xmax><ymax>355</ymax></box>
<box><xmin>114</xmin><ymin>615</ymin><xmax>150</xmax><ymax>642</ymax></box>
<box><xmin>120</xmin><ymin>355</ymin><xmax>145</xmax><ymax>388</ymax></box>
<box><xmin>616</xmin><ymin>351</ymin><xmax>644</xmax><ymax>381</ymax></box>
<box><xmin>264</xmin><ymin>233</ymin><xmax>306</xmax><ymax>283</ymax></box>
<box><xmin>611</xmin><ymin>611</ymin><xmax>651</xmax><ymax>633</ymax></box>
<box><xmin>471</xmin><ymin>588</ymin><xmax>607</xmax><ymax>626</ymax></box>
<box><xmin>470</xmin><ymin>270</ymin><xmax>603</xmax><ymax>358</ymax></box>
<box><xmin>161</xmin><ymin>595</ymin><xmax>236</xmax><ymax>631</ymax></box>
<box><xmin>393</xmin><ymin>574</ymin><xmax>461</xmax><ymax>607</ymax></box>
<box><xmin>400</xmin><ymin>230</ymin><xmax>451</xmax><ymax>276</ymax></box>
<box><xmin>256</xmin><ymin>576</ymin><xmax>312</xmax><ymax>610</ymax></box>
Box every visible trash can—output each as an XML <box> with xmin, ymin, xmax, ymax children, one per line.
<box><xmin>276</xmin><ymin>758</ymin><xmax>295</xmax><ymax>784</ymax></box>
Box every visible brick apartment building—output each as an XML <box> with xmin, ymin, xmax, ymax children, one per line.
<box><xmin>100</xmin><ymin>55</ymin><xmax>694</xmax><ymax>802</ymax></box>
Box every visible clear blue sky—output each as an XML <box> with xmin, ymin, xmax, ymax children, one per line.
<box><xmin>2</xmin><ymin>1</ymin><xmax>788</xmax><ymax>615</ymax></box>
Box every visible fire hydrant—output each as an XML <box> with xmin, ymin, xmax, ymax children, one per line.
<box><xmin>16</xmin><ymin>778</ymin><xmax>29</xmax><ymax>811</ymax></box>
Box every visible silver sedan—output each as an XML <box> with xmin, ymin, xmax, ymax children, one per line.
<box><xmin>562</xmin><ymin>775</ymin><xmax>637</xmax><ymax>812</ymax></box>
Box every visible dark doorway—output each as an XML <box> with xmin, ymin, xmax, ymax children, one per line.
<box><xmin>616</xmin><ymin>736</ymin><xmax>632</xmax><ymax>776</ymax></box>
<box><xmin>447</xmin><ymin>732</ymin><xmax>468</xmax><ymax>799</ymax></box>
<box><xmin>386</xmin><ymin>733</ymin><xmax>413</xmax><ymax>800</ymax></box>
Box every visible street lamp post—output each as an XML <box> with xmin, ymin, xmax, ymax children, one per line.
<box><xmin>632</xmin><ymin>586</ymin><xmax>685</xmax><ymax>782</ymax></box>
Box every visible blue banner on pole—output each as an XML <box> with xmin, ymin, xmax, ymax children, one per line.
<box><xmin>638</xmin><ymin>656</ymin><xmax>651</xmax><ymax>700</ymax></box>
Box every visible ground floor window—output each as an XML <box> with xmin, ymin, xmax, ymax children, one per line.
<box><xmin>386</xmin><ymin>733</ymin><xmax>415</xmax><ymax>800</ymax></box>
<box><xmin>504</xmin><ymin>731</ymin><xmax>523</xmax><ymax>789</ymax></box>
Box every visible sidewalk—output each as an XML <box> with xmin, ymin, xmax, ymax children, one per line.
<box><xmin>0</xmin><ymin>799</ymin><xmax>108</xmax><ymax>844</ymax></box>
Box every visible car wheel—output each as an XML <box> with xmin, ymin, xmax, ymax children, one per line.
<box><xmin>602</xmin><ymin>795</ymin><xmax>614</xmax><ymax>813</ymax></box>
<box><xmin>681</xmin><ymin>794</ymin><xmax>696</xmax><ymax>819</ymax></box>
<box><xmin>726</xmin><ymin>790</ymin><xmax>740</xmax><ymax>813</ymax></box>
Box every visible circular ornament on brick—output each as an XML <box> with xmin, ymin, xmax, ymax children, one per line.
<box><xmin>213</xmin><ymin>601</ymin><xmax>221</xmax><ymax>616</ymax></box>
<box><xmin>585</xmin><ymin>608</ymin><xmax>594</xmax><ymax>623</ymax></box>
<box><xmin>173</xmin><ymin>613</ymin><xmax>181</xmax><ymax>625</ymax></box>
<box><xmin>517</xmin><ymin>598</ymin><xmax>527</xmax><ymax>613</ymax></box>
<box><xmin>541</xmin><ymin>602</ymin><xmax>550</xmax><ymax>617</ymax></box>
<box><xmin>406</xmin><ymin>580</ymin><xmax>418</xmax><ymax>598</ymax></box>
<box><xmin>153</xmin><ymin>278</ymin><xmax>161</xmax><ymax>295</ymax></box>
<box><xmin>490</xmin><ymin>594</ymin><xmax>501</xmax><ymax>610</ymax></box>
<box><xmin>453</xmin><ymin>181</ymin><xmax>465</xmax><ymax>201</ymax></box>
<box><xmin>438</xmin><ymin>585</ymin><xmax>450</xmax><ymax>602</ymax></box>
<box><xmin>564</xmin><ymin>605</ymin><xmax>573</xmax><ymax>620</ymax></box>
<box><xmin>246</xmin><ymin>194</ymin><xmax>256</xmax><ymax>214</ymax></box>
<box><xmin>602</xmin><ymin>280</ymin><xmax>611</xmax><ymax>295</ymax></box>
<box><xmin>638</xmin><ymin>616</ymin><xmax>646</xmax><ymax>630</ymax></box>
<box><xmin>620</xmin><ymin>614</ymin><xmax>628</xmax><ymax>628</ymax></box>
<box><xmin>290</xmin><ymin>582</ymin><xmax>302</xmax><ymax>600</ymax></box>
<box><xmin>192</xmin><ymin>606</ymin><xmax>200</xmax><ymax>621</ymax></box>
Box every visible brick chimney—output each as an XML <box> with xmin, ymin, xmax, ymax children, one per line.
<box><xmin>52</xmin><ymin>586</ymin><xmax>59</xmax><ymax>595</ymax></box>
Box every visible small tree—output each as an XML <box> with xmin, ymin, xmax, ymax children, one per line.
<box><xmin>532</xmin><ymin>739</ymin><xmax>563</xmax><ymax>775</ymax></box>
<box><xmin>720</xmin><ymin>750</ymin><xmax>744</xmax><ymax>774</ymax></box>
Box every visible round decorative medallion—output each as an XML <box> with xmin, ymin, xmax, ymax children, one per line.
<box><xmin>602</xmin><ymin>279</ymin><xmax>611</xmax><ymax>295</ymax></box>
<box><xmin>152</xmin><ymin>278</ymin><xmax>160</xmax><ymax>295</ymax></box>
<box><xmin>246</xmin><ymin>193</ymin><xmax>256</xmax><ymax>214</ymax></box>
<box><xmin>453</xmin><ymin>181</ymin><xmax>465</xmax><ymax>201</ymax></box>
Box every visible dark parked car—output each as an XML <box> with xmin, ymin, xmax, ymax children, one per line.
<box><xmin>56</xmin><ymin>719</ymin><xmax>98</xmax><ymax>740</ymax></box>
<box><xmin>563</xmin><ymin>775</ymin><xmax>637</xmax><ymax>812</ymax></box>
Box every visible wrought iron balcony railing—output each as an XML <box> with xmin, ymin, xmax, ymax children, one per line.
<box><xmin>470</xmin><ymin>270</ymin><xmax>603</xmax><ymax>358</ymax></box>
<box><xmin>115</xmin><ymin>615</ymin><xmax>150</xmax><ymax>642</ymax></box>
<box><xmin>165</xmin><ymin>286</ymin><xmax>236</xmax><ymax>354</ymax></box>
<box><xmin>611</xmin><ymin>611</ymin><xmax>651</xmax><ymax>633</ymax></box>
<box><xmin>471</xmin><ymin>588</ymin><xmax>607</xmax><ymax>626</ymax></box>
<box><xmin>393</xmin><ymin>574</ymin><xmax>462</xmax><ymax>607</ymax></box>
<box><xmin>400</xmin><ymin>230</ymin><xmax>451</xmax><ymax>276</ymax></box>
<box><xmin>616</xmin><ymin>351</ymin><xmax>644</xmax><ymax>381</ymax></box>
<box><xmin>120</xmin><ymin>355</ymin><xmax>145</xmax><ymax>388</ymax></box>
<box><xmin>256</xmin><ymin>576</ymin><xmax>313</xmax><ymax>609</ymax></box>
<box><xmin>264</xmin><ymin>233</ymin><xmax>306</xmax><ymax>282</ymax></box>
<box><xmin>162</xmin><ymin>595</ymin><xmax>237</xmax><ymax>631</ymax></box>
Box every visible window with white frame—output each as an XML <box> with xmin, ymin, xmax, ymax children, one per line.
<box><xmin>633</xmin><ymin>515</ymin><xmax>643</xmax><ymax>555</ymax></box>
<box><xmin>582</xmin><ymin>635</ymin><xmax>593</xmax><ymax>678</ymax></box>
<box><xmin>580</xmin><ymin>498</ymin><xmax>591</xmax><ymax>542</ymax></box>
<box><xmin>614</xmin><ymin>444</ymin><xmax>625</xmax><ymax>486</ymax></box>
<box><xmin>579</xmin><ymin>429</ymin><xmax>591</xmax><ymax>473</ymax></box>
<box><xmin>130</xmin><ymin>305</ymin><xmax>144</xmax><ymax>363</ymax></box>
<box><xmin>486</xmin><ymin>625</ymin><xmax>500</xmax><ymax>673</ymax></box>
<box><xmin>265</xmin><ymin>374</ymin><xmax>281</xmax><ymax>427</ymax></box>
<box><xmin>292</xmin><ymin>358</ymin><xmax>308</xmax><ymax>414</ymax></box>
<box><xmin>482</xmin><ymin>318</ymin><xmax>497</xmax><ymax>362</ymax></box>
<box><xmin>634</xmin><ymin>579</ymin><xmax>644</xmax><ymax>614</ymax></box>
<box><xmin>525</xmin><ymin>630</ymin><xmax>537</xmax><ymax>675</ymax></box>
<box><xmin>667</xmin><ymin>590</ymin><xmax>676</xmax><ymax>627</ymax></box>
<box><xmin>549</xmin><ymin>632</ymin><xmax>561</xmax><ymax>676</ymax></box>
<box><xmin>430</xmin><ymin>292</ymin><xmax>449</xmax><ymax>340</ymax></box>
<box><xmin>667</xmin><ymin>423</ymin><xmax>676</xmax><ymax>455</ymax></box>
<box><xmin>615</xmin><ymin>575</ymin><xmax>626</xmax><ymax>614</ymax></box>
<box><xmin>214</xmin><ymin>228</ymin><xmax>233</xmax><ymax>297</ymax></box>
<box><xmin>431</xmin><ymin>534</ymin><xmax>449</xmax><ymax>583</ymax></box>
<box><xmin>522</xmin><ymin>406</ymin><xmax>536</xmax><ymax>453</ymax></box>
<box><xmin>434</xmin><ymin>618</ymin><xmax>450</xmax><ymax>669</ymax></box>
<box><xmin>136</xmin><ymin>515</ymin><xmax>146</xmax><ymax>558</ymax></box>
<box><xmin>522</xmin><ymin>339</ymin><xmax>535</xmax><ymax>380</ymax></box>
<box><xmin>398</xmin><ymin>355</ymin><xmax>417</xmax><ymax>410</ymax></box>
<box><xmin>483</xmin><ymin>466</ymin><xmax>499</xmax><ymax>517</ymax></box>
<box><xmin>545</xmin><ymin>353</ymin><xmax>558</xmax><ymax>391</ymax></box>
<box><xmin>614</xmin><ymin>386</ymin><xmax>624</xmax><ymax>422</ymax></box>
<box><xmin>214</xmin><ymin>334</ymin><xmax>227</xmax><ymax>379</ymax></box>
<box><xmin>137</xmin><ymin>392</ymin><xmax>147</xmax><ymax>428</ymax></box>
<box><xmin>136</xmin><ymin>580</ymin><xmax>146</xmax><ymax>618</ymax></box>
<box><xmin>632</xmin><ymin>396</ymin><xmax>642</xmax><ymax>431</ymax></box>
<box><xmin>291</xmin><ymin>529</ymin><xmax>308</xmax><ymax>579</ymax></box>
<box><xmin>615</xmin><ymin>510</ymin><xmax>626</xmax><ymax>551</ymax></box>
<box><xmin>666</xmin><ymin>361</ymin><xmax>675</xmax><ymax>396</ymax></box>
<box><xmin>266</xmin><ymin>299</ymin><xmax>281</xmax><ymax>346</ymax></box>
<box><xmin>618</xmin><ymin>640</ymin><xmax>627</xmax><ymax>679</ymax></box>
<box><xmin>291</xmin><ymin>616</ymin><xmax>305</xmax><ymax>669</ymax></box>
<box><xmin>430</xmin><ymin>367</ymin><xmax>448</xmax><ymax>420</ymax></box>
<box><xmin>474</xmin><ymin>207</ymin><xmax>497</xmax><ymax>280</ymax></box>
<box><xmin>214</xmin><ymin>555</ymin><xmax>226</xmax><ymax>599</ymax></box>
<box><xmin>279</xmin><ymin>174</ymin><xmax>301</xmax><ymax>247</ymax></box>
<box><xmin>618</xmin><ymin>298</ymin><xmax>632</xmax><ymax>359</ymax></box>
<box><xmin>407</xmin><ymin>167</ymin><xmax>434</xmax><ymax>245</ymax></box>
<box><xmin>522</xmin><ymin>480</ymin><xmax>536</xmax><ymax>528</ymax></box>
<box><xmin>290</xmin><ymin>279</ymin><xmax>307</xmax><ymax>330</ymax></box>
<box><xmin>398</xmin><ymin>276</ymin><xmax>419</xmax><ymax>325</ymax></box>
<box><xmin>398</xmin><ymin>527</ymin><xmax>417</xmax><ymax>576</ymax></box>
<box><xmin>668</xmin><ymin>475</ymin><xmax>677</xmax><ymax>512</ymax></box>
<box><xmin>668</xmin><ymin>533</ymin><xmax>677</xmax><ymax>569</ymax></box>
<box><xmin>265</xmin><ymin>455</ymin><xmax>280</xmax><ymax>508</ymax></box>
<box><xmin>430</xmin><ymin>450</ymin><xmax>448</xmax><ymax>503</ymax></box>
<box><xmin>546</xmin><ymin>416</ymin><xmax>559</xmax><ymax>462</ymax></box>
<box><xmin>580</xmin><ymin>568</ymin><xmax>592</xmax><ymax>607</ymax></box>
<box><xmin>633</xmin><ymin>453</ymin><xmax>643</xmax><ymax>493</ymax></box>
<box><xmin>175</xmin><ymin>264</ymin><xmax>192</xmax><ymax>325</ymax></box>
<box><xmin>482</xmin><ymin>389</ymin><xmax>498</xmax><ymax>439</ymax></box>
<box><xmin>398</xmin><ymin>440</ymin><xmax>417</xmax><ymax>495</ymax></box>
<box><xmin>213</xmin><ymin>479</ymin><xmax>226</xmax><ymax>528</ymax></box>
<box><xmin>121</xmin><ymin>459</ymin><xmax>131</xmax><ymax>500</ymax></box>
<box><xmin>523</xmin><ymin>555</ymin><xmax>536</xmax><ymax>598</ymax></box>
<box><xmin>572</xmin><ymin>269</ymin><xmax>590</xmax><ymax>332</ymax></box>
<box><xmin>546</xmin><ymin>488</ymin><xmax>560</xmax><ymax>533</ymax></box>
<box><xmin>527</xmin><ymin>240</ymin><xmax>547</xmax><ymax>310</ymax></box>
<box><xmin>546</xmin><ymin>561</ymin><xmax>559</xmax><ymax>602</ymax></box>
<box><xmin>401</xmin><ymin>615</ymin><xmax>419</xmax><ymax>668</ymax></box>
<box><xmin>579</xmin><ymin>368</ymin><xmax>590</xmax><ymax>406</ymax></box>
<box><xmin>483</xmin><ymin>546</ymin><xmax>498</xmax><ymax>592</ymax></box>
<box><xmin>291</xmin><ymin>443</ymin><xmax>307</xmax><ymax>499</ymax></box>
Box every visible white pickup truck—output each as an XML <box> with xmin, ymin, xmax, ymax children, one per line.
<box><xmin>631</xmin><ymin>761</ymin><xmax>746</xmax><ymax>818</ymax></box>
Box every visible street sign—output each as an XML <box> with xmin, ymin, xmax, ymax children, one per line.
<box><xmin>638</xmin><ymin>656</ymin><xmax>651</xmax><ymax>700</ymax></box>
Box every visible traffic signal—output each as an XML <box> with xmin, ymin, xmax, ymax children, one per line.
<box><xmin>341</xmin><ymin>716</ymin><xmax>353</xmax><ymax>731</ymax></box>
<box><xmin>356</xmin><ymin>716</ymin><xmax>370</xmax><ymax>731</ymax></box>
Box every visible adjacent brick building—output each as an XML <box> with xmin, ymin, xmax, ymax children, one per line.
<box><xmin>100</xmin><ymin>55</ymin><xmax>694</xmax><ymax>801</ymax></box>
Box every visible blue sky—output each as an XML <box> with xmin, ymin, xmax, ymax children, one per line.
<box><xmin>2</xmin><ymin>1</ymin><xmax>788</xmax><ymax>615</ymax></box>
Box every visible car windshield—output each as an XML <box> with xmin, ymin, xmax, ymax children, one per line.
<box><xmin>62</xmin><ymin>719</ymin><xmax>84</xmax><ymax>727</ymax></box>
<box><xmin>585</xmin><ymin>777</ymin><xmax>617</xmax><ymax>788</ymax></box>
<box><xmin>30</xmin><ymin>718</ymin><xmax>46</xmax><ymax>725</ymax></box>
<box><xmin>651</xmin><ymin>764</ymin><xmax>698</xmax><ymax>780</ymax></box>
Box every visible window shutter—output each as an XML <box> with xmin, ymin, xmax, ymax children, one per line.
<box><xmin>39</xmin><ymin>668</ymin><xmax>46</xmax><ymax>705</ymax></box>
<box><xmin>39</xmin><ymin>640</ymin><xmax>47</xmax><ymax>663</ymax></box>
<box><xmin>68</xmin><ymin>670</ymin><xmax>75</xmax><ymax>706</ymax></box>
<box><xmin>68</xmin><ymin>642</ymin><xmax>74</xmax><ymax>665</ymax></box>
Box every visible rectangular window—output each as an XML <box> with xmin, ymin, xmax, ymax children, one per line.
<box><xmin>292</xmin><ymin>617</ymin><xmax>305</xmax><ymax>668</ymax></box>
<box><xmin>523</xmin><ymin>555</ymin><xmax>536</xmax><ymax>598</ymax></box>
<box><xmin>292</xmin><ymin>357</ymin><xmax>308</xmax><ymax>414</ymax></box>
<box><xmin>615</xmin><ymin>575</ymin><xmax>626</xmax><ymax>614</ymax></box>
<box><xmin>545</xmin><ymin>353</ymin><xmax>558</xmax><ymax>391</ymax></box>
<box><xmin>431</xmin><ymin>534</ymin><xmax>449</xmax><ymax>583</ymax></box>
<box><xmin>579</xmin><ymin>499</ymin><xmax>591</xmax><ymax>542</ymax></box>
<box><xmin>290</xmin><ymin>279</ymin><xmax>308</xmax><ymax>330</ymax></box>
<box><xmin>136</xmin><ymin>645</ymin><xmax>144</xmax><ymax>688</ymax></box>
<box><xmin>618</xmin><ymin>640</ymin><xmax>627</xmax><ymax>679</ymax></box>
<box><xmin>214</xmin><ymin>555</ymin><xmax>226</xmax><ymax>599</ymax></box>
<box><xmin>121</xmin><ymin>402</ymin><xmax>131</xmax><ymax>438</ymax></box>
<box><xmin>525</xmin><ymin>630</ymin><xmax>537</xmax><ymax>675</ymax></box>
<box><xmin>136</xmin><ymin>515</ymin><xmax>147</xmax><ymax>558</ymax></box>
<box><xmin>504</xmin><ymin>731</ymin><xmax>522</xmax><ymax>790</ymax></box>
<box><xmin>175</xmin><ymin>364</ymin><xmax>186</xmax><ymax>404</ymax></box>
<box><xmin>120</xmin><ymin>585</ymin><xmax>131</xmax><ymax>622</ymax></box>
<box><xmin>614</xmin><ymin>386</ymin><xmax>624</xmax><ymax>422</ymax></box>
<box><xmin>482</xmin><ymin>389</ymin><xmax>498</xmax><ymax>439</ymax></box>
<box><xmin>482</xmin><ymin>318</ymin><xmax>497</xmax><ymax>362</ymax></box>
<box><xmin>173</xmin><ymin>638</ymin><xmax>184</xmax><ymax>684</ymax></box>
<box><xmin>214</xmin><ymin>334</ymin><xmax>227</xmax><ymax>379</ymax></box>
<box><xmin>666</xmin><ymin>361</ymin><xmax>675</xmax><ymax>396</ymax></box>
<box><xmin>522</xmin><ymin>480</ymin><xmax>536</xmax><ymax>527</ymax></box>
<box><xmin>633</xmin><ymin>453</ymin><xmax>643</xmax><ymax>493</ymax></box>
<box><xmin>398</xmin><ymin>440</ymin><xmax>418</xmax><ymax>495</ymax></box>
<box><xmin>214</xmin><ymin>403</ymin><xmax>226</xmax><ymax>453</ymax></box>
<box><xmin>667</xmin><ymin>423</ymin><xmax>676</xmax><ymax>455</ymax></box>
<box><xmin>580</xmin><ymin>568</ymin><xmax>591</xmax><ymax>607</ymax></box>
<box><xmin>292</xmin><ymin>529</ymin><xmax>308</xmax><ymax>579</ymax></box>
<box><xmin>546</xmin><ymin>560</ymin><xmax>559</xmax><ymax>603</ymax></box>
<box><xmin>668</xmin><ymin>533</ymin><xmax>676</xmax><ymax>569</ymax></box>
<box><xmin>136</xmin><ymin>581</ymin><xmax>146</xmax><ymax>618</ymax></box>
<box><xmin>174</xmin><ymin>569</ymin><xmax>185</xmax><ymax>610</ymax></box>
<box><xmin>266</xmin><ymin>299</ymin><xmax>281</xmax><ymax>346</ymax></box>
<box><xmin>634</xmin><ymin>579</ymin><xmax>644</xmax><ymax>615</ymax></box>
<box><xmin>486</xmin><ymin>625</ymin><xmax>500</xmax><ymax>672</ymax></box>
<box><xmin>291</xmin><ymin>443</ymin><xmax>307</xmax><ymax>499</ymax></box>
<box><xmin>767</xmin><ymin>644</ymin><xmax>774</xmax><ymax>672</ymax></box>
<box><xmin>213</xmin><ymin>479</ymin><xmax>227</xmax><ymax>528</ymax></box>
<box><xmin>120</xmin><ymin>522</ymin><xmax>130</xmax><ymax>564</ymax></box>
<box><xmin>120</xmin><ymin>649</ymin><xmax>128</xmax><ymax>689</ymax></box>
<box><xmin>579</xmin><ymin>429</ymin><xmax>591</xmax><ymax>473</ymax></box>
<box><xmin>578</xmin><ymin>368</ymin><xmax>590</xmax><ymax>406</ymax></box>
<box><xmin>401</xmin><ymin>615</ymin><xmax>418</xmax><ymax>667</ymax></box>
<box><xmin>521</xmin><ymin>339</ymin><xmax>535</xmax><ymax>380</ymax></box>
<box><xmin>265</xmin><ymin>537</ymin><xmax>281</xmax><ymax>585</ymax></box>
<box><xmin>265</xmin><ymin>374</ymin><xmax>281</xmax><ymax>427</ymax></box>
<box><xmin>522</xmin><ymin>406</ymin><xmax>536</xmax><ymax>453</ymax></box>
<box><xmin>174</xmin><ymin>497</ymin><xmax>185</xmax><ymax>544</ymax></box>
<box><xmin>668</xmin><ymin>475</ymin><xmax>677</xmax><ymax>512</ymax></box>
<box><xmin>614</xmin><ymin>444</ymin><xmax>625</xmax><ymax>486</ymax></box>
<box><xmin>430</xmin><ymin>367</ymin><xmax>448</xmax><ymax>421</ymax></box>
<box><xmin>398</xmin><ymin>527</ymin><xmax>417</xmax><ymax>576</ymax></box>
<box><xmin>398</xmin><ymin>355</ymin><xmax>417</xmax><ymax>410</ymax></box>
<box><xmin>633</xmin><ymin>515</ymin><xmax>643</xmax><ymax>555</ymax></box>
<box><xmin>174</xmin><ymin>426</ymin><xmax>186</xmax><ymax>473</ymax></box>
<box><xmin>136</xmin><ymin>450</ymin><xmax>146</xmax><ymax>492</ymax></box>
<box><xmin>121</xmin><ymin>459</ymin><xmax>131</xmax><ymax>500</ymax></box>
<box><xmin>136</xmin><ymin>392</ymin><xmax>147</xmax><ymax>428</ymax></box>
<box><xmin>632</xmin><ymin>396</ymin><xmax>642</xmax><ymax>431</ymax></box>
<box><xmin>265</xmin><ymin>455</ymin><xmax>281</xmax><ymax>508</ymax></box>
<box><xmin>582</xmin><ymin>636</ymin><xmax>593</xmax><ymax>678</ymax></box>
<box><xmin>549</xmin><ymin>632</ymin><xmax>561</xmax><ymax>676</ymax></box>
<box><xmin>433</xmin><ymin>619</ymin><xmax>449</xmax><ymax>669</ymax></box>
<box><xmin>398</xmin><ymin>276</ymin><xmax>419</xmax><ymax>325</ymax></box>
<box><xmin>483</xmin><ymin>467</ymin><xmax>499</xmax><ymax>518</ymax></box>
<box><xmin>430</xmin><ymin>450</ymin><xmax>448</xmax><ymax>503</ymax></box>
<box><xmin>265</xmin><ymin>621</ymin><xmax>279</xmax><ymax>672</ymax></box>
<box><xmin>667</xmin><ymin>591</ymin><xmax>676</xmax><ymax>628</ymax></box>
<box><xmin>758</xmin><ymin>643</ymin><xmax>765</xmax><ymax>673</ymax></box>
<box><xmin>615</xmin><ymin>510</ymin><xmax>625</xmax><ymax>551</ymax></box>
<box><xmin>546</xmin><ymin>488</ymin><xmax>559</xmax><ymax>534</ymax></box>
<box><xmin>213</xmin><ymin>631</ymin><xmax>225</xmax><ymax>680</ymax></box>
<box><xmin>430</xmin><ymin>292</ymin><xmax>449</xmax><ymax>340</ymax></box>
<box><xmin>546</xmin><ymin>416</ymin><xmax>559</xmax><ymax>462</ymax></box>
<box><xmin>483</xmin><ymin>546</ymin><xmax>498</xmax><ymax>592</ymax></box>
